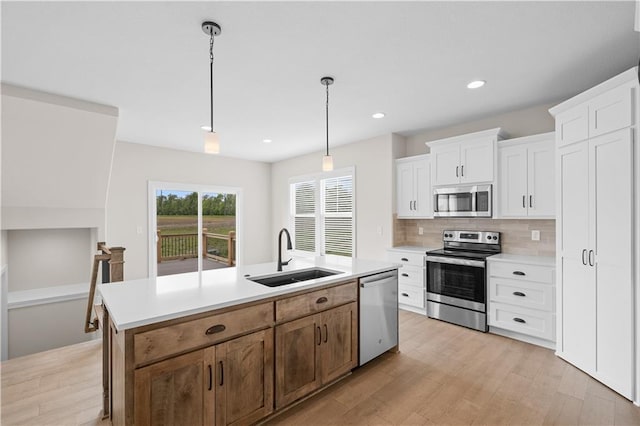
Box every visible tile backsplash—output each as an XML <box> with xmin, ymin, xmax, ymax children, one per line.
<box><xmin>393</xmin><ymin>216</ymin><xmax>555</xmax><ymax>257</ymax></box>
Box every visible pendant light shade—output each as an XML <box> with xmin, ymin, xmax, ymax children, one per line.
<box><xmin>321</xmin><ymin>76</ymin><xmax>334</xmax><ymax>171</ymax></box>
<box><xmin>322</xmin><ymin>155</ymin><xmax>333</xmax><ymax>172</ymax></box>
<box><xmin>204</xmin><ymin>131</ymin><xmax>220</xmax><ymax>154</ymax></box>
<box><xmin>202</xmin><ymin>21</ymin><xmax>221</xmax><ymax>154</ymax></box>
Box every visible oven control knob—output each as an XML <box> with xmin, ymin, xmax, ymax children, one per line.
<box><xmin>486</xmin><ymin>235</ymin><xmax>491</xmax><ymax>240</ymax></box>
<box><xmin>492</xmin><ymin>236</ymin><xmax>498</xmax><ymax>240</ymax></box>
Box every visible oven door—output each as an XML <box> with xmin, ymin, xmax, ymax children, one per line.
<box><xmin>426</xmin><ymin>256</ymin><xmax>486</xmax><ymax>311</ymax></box>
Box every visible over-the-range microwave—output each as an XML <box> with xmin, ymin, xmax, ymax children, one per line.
<box><xmin>433</xmin><ymin>184</ymin><xmax>492</xmax><ymax>217</ymax></box>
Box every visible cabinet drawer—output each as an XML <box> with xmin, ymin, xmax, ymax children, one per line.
<box><xmin>489</xmin><ymin>277</ymin><xmax>554</xmax><ymax>312</ymax></box>
<box><xmin>134</xmin><ymin>302</ymin><xmax>274</xmax><ymax>366</ymax></box>
<box><xmin>556</xmin><ymin>104</ymin><xmax>588</xmax><ymax>147</ymax></box>
<box><xmin>589</xmin><ymin>85</ymin><xmax>633</xmax><ymax>138</ymax></box>
<box><xmin>398</xmin><ymin>285</ymin><xmax>425</xmax><ymax>309</ymax></box>
<box><xmin>387</xmin><ymin>251</ymin><xmax>425</xmax><ymax>267</ymax></box>
<box><xmin>489</xmin><ymin>261</ymin><xmax>553</xmax><ymax>284</ymax></box>
<box><xmin>275</xmin><ymin>281</ymin><xmax>357</xmax><ymax>323</ymax></box>
<box><xmin>489</xmin><ymin>302</ymin><xmax>555</xmax><ymax>341</ymax></box>
<box><xmin>398</xmin><ymin>265</ymin><xmax>424</xmax><ymax>287</ymax></box>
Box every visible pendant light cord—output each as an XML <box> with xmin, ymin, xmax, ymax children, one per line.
<box><xmin>325</xmin><ymin>82</ymin><xmax>329</xmax><ymax>156</ymax></box>
<box><xmin>209</xmin><ymin>33</ymin><xmax>214</xmax><ymax>132</ymax></box>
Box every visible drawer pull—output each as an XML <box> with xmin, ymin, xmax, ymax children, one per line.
<box><xmin>512</xmin><ymin>271</ymin><xmax>526</xmax><ymax>276</ymax></box>
<box><xmin>513</xmin><ymin>317</ymin><xmax>526</xmax><ymax>324</ymax></box>
<box><xmin>401</xmin><ymin>292</ymin><xmax>409</xmax><ymax>297</ymax></box>
<box><xmin>316</xmin><ymin>296</ymin><xmax>328</xmax><ymax>304</ymax></box>
<box><xmin>513</xmin><ymin>291</ymin><xmax>526</xmax><ymax>297</ymax></box>
<box><xmin>401</xmin><ymin>258</ymin><xmax>409</xmax><ymax>262</ymax></box>
<box><xmin>205</xmin><ymin>324</ymin><xmax>226</xmax><ymax>335</ymax></box>
<box><xmin>401</xmin><ymin>273</ymin><xmax>409</xmax><ymax>277</ymax></box>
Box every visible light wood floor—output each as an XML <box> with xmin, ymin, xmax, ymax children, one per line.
<box><xmin>2</xmin><ymin>310</ymin><xmax>640</xmax><ymax>425</ymax></box>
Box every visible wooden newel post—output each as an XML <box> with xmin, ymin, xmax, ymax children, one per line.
<box><xmin>228</xmin><ymin>231</ymin><xmax>236</xmax><ymax>266</ymax></box>
<box><xmin>202</xmin><ymin>228</ymin><xmax>208</xmax><ymax>258</ymax></box>
<box><xmin>108</xmin><ymin>247</ymin><xmax>125</xmax><ymax>282</ymax></box>
<box><xmin>156</xmin><ymin>230</ymin><xmax>162</xmax><ymax>264</ymax></box>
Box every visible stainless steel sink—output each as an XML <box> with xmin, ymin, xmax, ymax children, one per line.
<box><xmin>248</xmin><ymin>268</ymin><xmax>341</xmax><ymax>287</ymax></box>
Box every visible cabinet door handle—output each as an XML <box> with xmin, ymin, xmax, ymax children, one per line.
<box><xmin>512</xmin><ymin>271</ymin><xmax>525</xmax><ymax>276</ymax></box>
<box><xmin>401</xmin><ymin>258</ymin><xmax>409</xmax><ymax>262</ymax></box>
<box><xmin>529</xmin><ymin>195</ymin><xmax>533</xmax><ymax>208</ymax></box>
<box><xmin>208</xmin><ymin>365</ymin><xmax>212</xmax><ymax>391</ymax></box>
<box><xmin>456</xmin><ymin>166</ymin><xmax>459</xmax><ymax>177</ymax></box>
<box><xmin>522</xmin><ymin>195</ymin><xmax>526</xmax><ymax>208</ymax></box>
<box><xmin>513</xmin><ymin>317</ymin><xmax>526</xmax><ymax>324</ymax></box>
<box><xmin>588</xmin><ymin>250</ymin><xmax>594</xmax><ymax>267</ymax></box>
<box><xmin>513</xmin><ymin>291</ymin><xmax>526</xmax><ymax>297</ymax></box>
<box><xmin>401</xmin><ymin>292</ymin><xmax>409</xmax><ymax>297</ymax></box>
<box><xmin>401</xmin><ymin>273</ymin><xmax>409</xmax><ymax>277</ymax></box>
<box><xmin>316</xmin><ymin>326</ymin><xmax>322</xmax><ymax>346</ymax></box>
<box><xmin>205</xmin><ymin>324</ymin><xmax>226</xmax><ymax>335</ymax></box>
<box><xmin>413</xmin><ymin>200</ymin><xmax>417</xmax><ymax>211</ymax></box>
<box><xmin>219</xmin><ymin>361</ymin><xmax>224</xmax><ymax>386</ymax></box>
<box><xmin>324</xmin><ymin>324</ymin><xmax>328</xmax><ymax>343</ymax></box>
<box><xmin>582</xmin><ymin>249</ymin><xmax>587</xmax><ymax>265</ymax></box>
<box><xmin>316</xmin><ymin>296</ymin><xmax>328</xmax><ymax>304</ymax></box>
<box><xmin>461</xmin><ymin>165</ymin><xmax>464</xmax><ymax>176</ymax></box>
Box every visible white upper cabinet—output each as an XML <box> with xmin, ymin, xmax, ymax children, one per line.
<box><xmin>426</xmin><ymin>128</ymin><xmax>505</xmax><ymax>187</ymax></box>
<box><xmin>396</xmin><ymin>154</ymin><xmax>432</xmax><ymax>219</ymax></box>
<box><xmin>498</xmin><ymin>133</ymin><xmax>555</xmax><ymax>219</ymax></box>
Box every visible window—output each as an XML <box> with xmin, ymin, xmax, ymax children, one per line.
<box><xmin>290</xmin><ymin>169</ymin><xmax>355</xmax><ymax>258</ymax></box>
<box><xmin>148</xmin><ymin>182</ymin><xmax>241</xmax><ymax>277</ymax></box>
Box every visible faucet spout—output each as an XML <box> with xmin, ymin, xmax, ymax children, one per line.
<box><xmin>277</xmin><ymin>228</ymin><xmax>293</xmax><ymax>272</ymax></box>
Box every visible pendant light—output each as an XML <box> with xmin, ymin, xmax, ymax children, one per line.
<box><xmin>202</xmin><ymin>21</ymin><xmax>221</xmax><ymax>154</ymax></box>
<box><xmin>321</xmin><ymin>76</ymin><xmax>334</xmax><ymax>171</ymax></box>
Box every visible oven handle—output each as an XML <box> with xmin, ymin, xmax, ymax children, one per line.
<box><xmin>426</xmin><ymin>256</ymin><xmax>485</xmax><ymax>268</ymax></box>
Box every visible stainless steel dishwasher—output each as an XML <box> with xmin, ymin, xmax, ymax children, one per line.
<box><xmin>359</xmin><ymin>269</ymin><xmax>399</xmax><ymax>365</ymax></box>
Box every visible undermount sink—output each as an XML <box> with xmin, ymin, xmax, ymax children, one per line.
<box><xmin>248</xmin><ymin>268</ymin><xmax>341</xmax><ymax>287</ymax></box>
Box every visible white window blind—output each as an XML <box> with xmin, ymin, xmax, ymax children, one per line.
<box><xmin>292</xmin><ymin>180</ymin><xmax>316</xmax><ymax>253</ymax></box>
<box><xmin>322</xmin><ymin>176</ymin><xmax>353</xmax><ymax>257</ymax></box>
<box><xmin>289</xmin><ymin>170</ymin><xmax>354</xmax><ymax>258</ymax></box>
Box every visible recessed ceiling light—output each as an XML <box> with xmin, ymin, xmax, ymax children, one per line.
<box><xmin>263</xmin><ymin>139</ymin><xmax>272</xmax><ymax>144</ymax></box>
<box><xmin>372</xmin><ymin>112</ymin><xmax>385</xmax><ymax>119</ymax></box>
<box><xmin>201</xmin><ymin>125</ymin><xmax>212</xmax><ymax>131</ymax></box>
<box><xmin>467</xmin><ymin>80</ymin><xmax>486</xmax><ymax>89</ymax></box>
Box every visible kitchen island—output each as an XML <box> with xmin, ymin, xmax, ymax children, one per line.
<box><xmin>98</xmin><ymin>257</ymin><xmax>398</xmax><ymax>426</ymax></box>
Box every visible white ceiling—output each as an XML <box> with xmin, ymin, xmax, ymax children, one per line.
<box><xmin>2</xmin><ymin>1</ymin><xmax>638</xmax><ymax>162</ymax></box>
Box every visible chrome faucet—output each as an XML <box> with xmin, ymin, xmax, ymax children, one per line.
<box><xmin>277</xmin><ymin>228</ymin><xmax>293</xmax><ymax>272</ymax></box>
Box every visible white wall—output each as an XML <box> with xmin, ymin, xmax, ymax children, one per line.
<box><xmin>272</xmin><ymin>134</ymin><xmax>397</xmax><ymax>261</ymax></box>
<box><xmin>405</xmin><ymin>102</ymin><xmax>556</xmax><ymax>155</ymax></box>
<box><xmin>106</xmin><ymin>141</ymin><xmax>272</xmax><ymax>280</ymax></box>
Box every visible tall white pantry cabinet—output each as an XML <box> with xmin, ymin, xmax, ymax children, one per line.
<box><xmin>550</xmin><ymin>67</ymin><xmax>639</xmax><ymax>402</ymax></box>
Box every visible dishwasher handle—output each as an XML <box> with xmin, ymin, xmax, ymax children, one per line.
<box><xmin>360</xmin><ymin>270</ymin><xmax>398</xmax><ymax>288</ymax></box>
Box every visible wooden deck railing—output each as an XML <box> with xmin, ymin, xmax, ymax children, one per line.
<box><xmin>157</xmin><ymin>229</ymin><xmax>236</xmax><ymax>266</ymax></box>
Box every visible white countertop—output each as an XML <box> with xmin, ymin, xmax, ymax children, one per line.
<box><xmin>99</xmin><ymin>257</ymin><xmax>398</xmax><ymax>331</ymax></box>
<box><xmin>387</xmin><ymin>246</ymin><xmax>437</xmax><ymax>254</ymax></box>
<box><xmin>487</xmin><ymin>253</ymin><xmax>555</xmax><ymax>267</ymax></box>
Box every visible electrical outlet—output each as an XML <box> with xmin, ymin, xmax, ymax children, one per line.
<box><xmin>418</xmin><ymin>227</ymin><xmax>424</xmax><ymax>235</ymax></box>
<box><xmin>137</xmin><ymin>226</ymin><xmax>143</xmax><ymax>235</ymax></box>
<box><xmin>377</xmin><ymin>226</ymin><xmax>383</xmax><ymax>236</ymax></box>
<box><xmin>531</xmin><ymin>230</ymin><xmax>540</xmax><ymax>241</ymax></box>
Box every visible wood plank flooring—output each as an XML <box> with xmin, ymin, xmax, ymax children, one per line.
<box><xmin>2</xmin><ymin>310</ymin><xmax>639</xmax><ymax>425</ymax></box>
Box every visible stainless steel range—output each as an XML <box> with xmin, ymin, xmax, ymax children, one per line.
<box><xmin>426</xmin><ymin>230</ymin><xmax>501</xmax><ymax>332</ymax></box>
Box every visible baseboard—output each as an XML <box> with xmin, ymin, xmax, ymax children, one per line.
<box><xmin>489</xmin><ymin>326</ymin><xmax>555</xmax><ymax>350</ymax></box>
<box><xmin>399</xmin><ymin>304</ymin><xmax>426</xmax><ymax>315</ymax></box>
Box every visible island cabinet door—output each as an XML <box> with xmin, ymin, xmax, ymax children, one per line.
<box><xmin>275</xmin><ymin>314</ymin><xmax>322</xmax><ymax>409</ymax></box>
<box><xmin>134</xmin><ymin>348</ymin><xmax>214</xmax><ymax>426</ymax></box>
<box><xmin>214</xmin><ymin>328</ymin><xmax>274</xmax><ymax>426</ymax></box>
<box><xmin>319</xmin><ymin>302</ymin><xmax>358</xmax><ymax>384</ymax></box>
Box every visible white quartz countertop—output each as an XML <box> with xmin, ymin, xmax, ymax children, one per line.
<box><xmin>98</xmin><ymin>257</ymin><xmax>398</xmax><ymax>331</ymax></box>
<box><xmin>387</xmin><ymin>246</ymin><xmax>437</xmax><ymax>254</ymax></box>
<box><xmin>487</xmin><ymin>253</ymin><xmax>555</xmax><ymax>267</ymax></box>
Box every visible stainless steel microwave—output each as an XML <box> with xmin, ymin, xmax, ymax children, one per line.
<box><xmin>433</xmin><ymin>185</ymin><xmax>492</xmax><ymax>217</ymax></box>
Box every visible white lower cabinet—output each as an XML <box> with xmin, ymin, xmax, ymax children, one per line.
<box><xmin>487</xmin><ymin>255</ymin><xmax>555</xmax><ymax>349</ymax></box>
<box><xmin>387</xmin><ymin>247</ymin><xmax>427</xmax><ymax>314</ymax></box>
